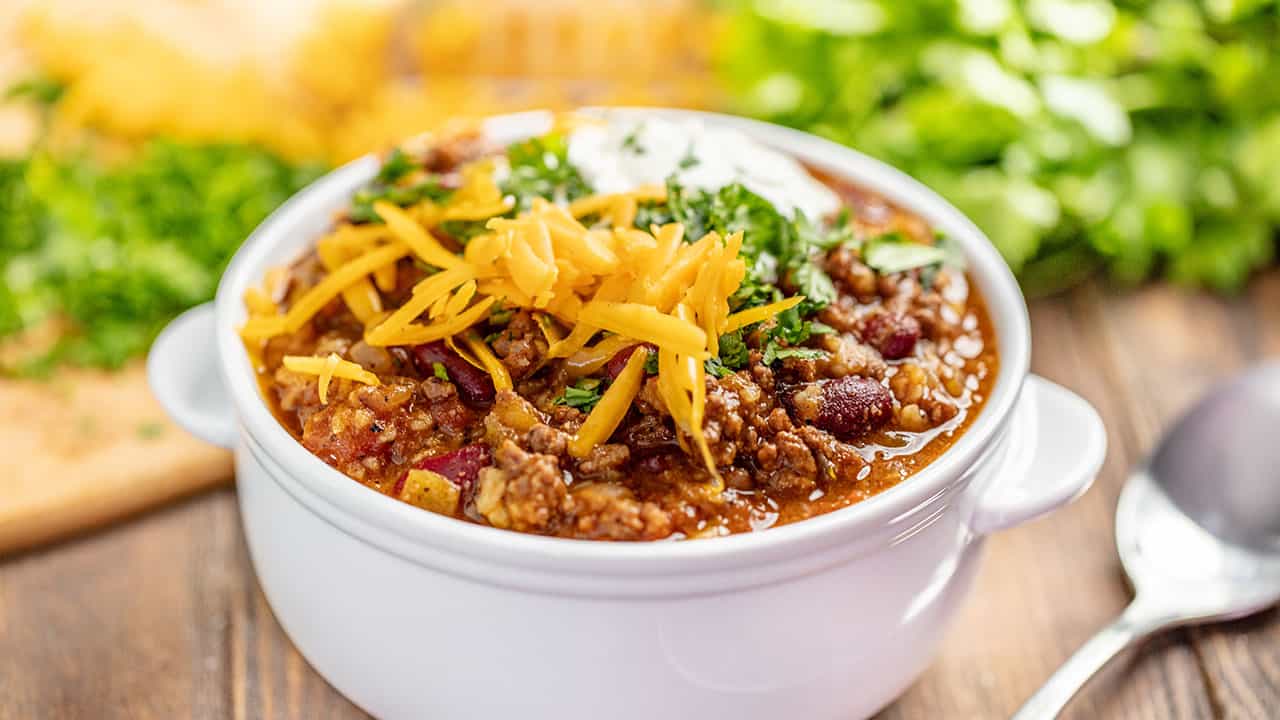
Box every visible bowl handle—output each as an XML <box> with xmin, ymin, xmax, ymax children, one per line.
<box><xmin>969</xmin><ymin>375</ymin><xmax>1106</xmax><ymax>535</ymax></box>
<box><xmin>146</xmin><ymin>303</ymin><xmax>237</xmax><ymax>449</ymax></box>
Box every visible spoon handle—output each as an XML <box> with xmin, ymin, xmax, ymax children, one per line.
<box><xmin>1012</xmin><ymin>599</ymin><xmax>1171</xmax><ymax>719</ymax></box>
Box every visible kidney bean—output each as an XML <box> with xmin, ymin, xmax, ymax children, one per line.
<box><xmin>393</xmin><ymin>443</ymin><xmax>492</xmax><ymax>496</ymax></box>
<box><xmin>809</xmin><ymin>376</ymin><xmax>893</xmax><ymax>440</ymax></box>
<box><xmin>411</xmin><ymin>341</ymin><xmax>495</xmax><ymax>406</ymax></box>
<box><xmin>861</xmin><ymin>312</ymin><xmax>921</xmax><ymax>360</ymax></box>
<box><xmin>603</xmin><ymin>343</ymin><xmax>657</xmax><ymax>381</ymax></box>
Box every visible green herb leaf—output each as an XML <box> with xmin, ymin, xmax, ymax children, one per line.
<box><xmin>0</xmin><ymin>140</ymin><xmax>324</xmax><ymax>375</ymax></box>
<box><xmin>717</xmin><ymin>330</ymin><xmax>751</xmax><ymax>369</ymax></box>
<box><xmin>502</xmin><ymin>132</ymin><xmax>592</xmax><ymax>210</ymax></box>
<box><xmin>762</xmin><ymin>345</ymin><xmax>826</xmax><ymax>364</ymax></box>
<box><xmin>555</xmin><ymin>378</ymin><xmax>604</xmax><ymax>412</ymax></box>
<box><xmin>863</xmin><ymin>234</ymin><xmax>950</xmax><ymax>275</ymax></box>
<box><xmin>349</xmin><ymin>176</ymin><xmax>452</xmax><ymax>224</ymax></box>
<box><xmin>643</xmin><ymin>352</ymin><xmax>660</xmax><ymax>375</ymax></box>
<box><xmin>677</xmin><ymin>144</ymin><xmax>699</xmax><ymax>170</ymax></box>
<box><xmin>432</xmin><ymin>362</ymin><xmax>450</xmax><ymax>381</ymax></box>
<box><xmin>620</xmin><ymin>126</ymin><xmax>646</xmax><ymax>155</ymax></box>
<box><xmin>375</xmin><ymin>148</ymin><xmax>416</xmax><ymax>184</ymax></box>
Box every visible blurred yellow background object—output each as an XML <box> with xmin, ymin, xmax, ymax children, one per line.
<box><xmin>15</xmin><ymin>0</ymin><xmax>715</xmax><ymax>164</ymax></box>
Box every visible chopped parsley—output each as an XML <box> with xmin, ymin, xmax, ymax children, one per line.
<box><xmin>762</xmin><ymin>345</ymin><xmax>826</xmax><ymax>364</ymax></box>
<box><xmin>502</xmin><ymin>132</ymin><xmax>592</xmax><ymax>210</ymax></box>
<box><xmin>556</xmin><ymin>378</ymin><xmax>604</xmax><ymax>412</ymax></box>
<box><xmin>620</xmin><ymin>126</ymin><xmax>646</xmax><ymax>156</ymax></box>
<box><xmin>375</xmin><ymin>147</ymin><xmax>416</xmax><ymax>184</ymax></box>
<box><xmin>347</xmin><ymin>147</ymin><xmax>454</xmax><ymax>224</ymax></box>
<box><xmin>432</xmin><ymin>362</ymin><xmax>450</xmax><ymax>381</ymax></box>
<box><xmin>349</xmin><ymin>177</ymin><xmax>453</xmax><ymax>224</ymax></box>
<box><xmin>677</xmin><ymin>143</ymin><xmax>699</xmax><ymax>170</ymax></box>
<box><xmin>862</xmin><ymin>233</ymin><xmax>950</xmax><ymax>275</ymax></box>
<box><xmin>0</xmin><ymin>136</ymin><xmax>324</xmax><ymax>375</ymax></box>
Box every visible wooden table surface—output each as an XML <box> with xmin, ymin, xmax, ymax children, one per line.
<box><xmin>2</xmin><ymin>274</ymin><xmax>1277</xmax><ymax>720</ymax></box>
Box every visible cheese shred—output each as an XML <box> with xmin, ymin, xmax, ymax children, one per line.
<box><xmin>282</xmin><ymin>353</ymin><xmax>381</xmax><ymax>404</ymax></box>
<box><xmin>246</xmin><ymin>145</ymin><xmax>814</xmax><ymax>486</ymax></box>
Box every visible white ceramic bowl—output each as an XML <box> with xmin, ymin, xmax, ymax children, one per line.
<box><xmin>148</xmin><ymin>109</ymin><xmax>1106</xmax><ymax>720</ymax></box>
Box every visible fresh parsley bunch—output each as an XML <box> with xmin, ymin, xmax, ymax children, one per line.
<box><xmin>0</xmin><ymin>140</ymin><xmax>323</xmax><ymax>375</ymax></box>
<box><xmin>716</xmin><ymin>0</ymin><xmax>1280</xmax><ymax>293</ymax></box>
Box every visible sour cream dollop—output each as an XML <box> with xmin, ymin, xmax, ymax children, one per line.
<box><xmin>567</xmin><ymin>118</ymin><xmax>842</xmax><ymax>221</ymax></box>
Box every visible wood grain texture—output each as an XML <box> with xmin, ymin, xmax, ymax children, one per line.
<box><xmin>1</xmin><ymin>279</ymin><xmax>1277</xmax><ymax>719</ymax></box>
<box><xmin>0</xmin><ymin>364</ymin><xmax>233</xmax><ymax>556</ymax></box>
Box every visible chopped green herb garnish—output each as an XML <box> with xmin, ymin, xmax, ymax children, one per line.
<box><xmin>349</xmin><ymin>176</ymin><xmax>453</xmax><ymax>224</ymax></box>
<box><xmin>375</xmin><ymin>148</ymin><xmax>416</xmax><ymax>184</ymax></box>
<box><xmin>488</xmin><ymin>302</ymin><xmax>514</xmax><ymax>326</ymax></box>
<box><xmin>762</xmin><ymin>345</ymin><xmax>826</xmax><ymax>364</ymax></box>
<box><xmin>0</xmin><ymin>138</ymin><xmax>324</xmax><ymax>376</ymax></box>
<box><xmin>555</xmin><ymin>378</ymin><xmax>604</xmax><ymax>412</ymax></box>
<box><xmin>863</xmin><ymin>234</ymin><xmax>950</xmax><ymax>275</ymax></box>
<box><xmin>716</xmin><ymin>330</ymin><xmax>750</xmax><ymax>370</ymax></box>
<box><xmin>432</xmin><ymin>362</ymin><xmax>450</xmax><ymax>381</ymax></box>
<box><xmin>502</xmin><ymin>132</ymin><xmax>592</xmax><ymax>210</ymax></box>
<box><xmin>620</xmin><ymin>126</ymin><xmax>646</xmax><ymax>155</ymax></box>
<box><xmin>677</xmin><ymin>144</ymin><xmax>699</xmax><ymax>170</ymax></box>
<box><xmin>643</xmin><ymin>352</ymin><xmax>660</xmax><ymax>375</ymax></box>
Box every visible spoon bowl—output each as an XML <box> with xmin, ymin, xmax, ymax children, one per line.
<box><xmin>1015</xmin><ymin>361</ymin><xmax>1280</xmax><ymax>719</ymax></box>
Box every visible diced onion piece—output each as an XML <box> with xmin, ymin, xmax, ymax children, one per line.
<box><xmin>400</xmin><ymin>469</ymin><xmax>461</xmax><ymax>514</ymax></box>
<box><xmin>723</xmin><ymin>295</ymin><xmax>805</xmax><ymax>333</ymax></box>
<box><xmin>373</xmin><ymin>201</ymin><xmax>463</xmax><ymax>270</ymax></box>
<box><xmin>462</xmin><ymin>332</ymin><xmax>513</xmax><ymax>391</ymax></box>
<box><xmin>579</xmin><ymin>301</ymin><xmax>708</xmax><ymax>360</ymax></box>
<box><xmin>569</xmin><ymin>347</ymin><xmax>649</xmax><ymax>458</ymax></box>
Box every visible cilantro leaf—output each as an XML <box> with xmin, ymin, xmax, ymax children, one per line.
<box><xmin>706</xmin><ymin>329</ymin><xmax>752</xmax><ymax>377</ymax></box>
<box><xmin>620</xmin><ymin>126</ymin><xmax>646</xmax><ymax>155</ymax></box>
<box><xmin>555</xmin><ymin>378</ymin><xmax>604</xmax><ymax>412</ymax></box>
<box><xmin>863</xmin><ymin>234</ymin><xmax>950</xmax><ymax>275</ymax></box>
<box><xmin>501</xmin><ymin>132</ymin><xmax>592</xmax><ymax>210</ymax></box>
<box><xmin>375</xmin><ymin>148</ymin><xmax>416</xmax><ymax>184</ymax></box>
<box><xmin>717</xmin><ymin>330</ymin><xmax>751</xmax><ymax>369</ymax></box>
<box><xmin>432</xmin><ymin>362</ymin><xmax>450</xmax><ymax>381</ymax></box>
<box><xmin>643</xmin><ymin>352</ymin><xmax>660</xmax><ymax>375</ymax></box>
<box><xmin>762</xmin><ymin>345</ymin><xmax>826</xmax><ymax>364</ymax></box>
<box><xmin>349</xmin><ymin>177</ymin><xmax>452</xmax><ymax>224</ymax></box>
<box><xmin>0</xmin><ymin>139</ymin><xmax>324</xmax><ymax>375</ymax></box>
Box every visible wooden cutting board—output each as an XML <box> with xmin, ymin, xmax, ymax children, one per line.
<box><xmin>0</xmin><ymin>363</ymin><xmax>232</xmax><ymax>556</ymax></box>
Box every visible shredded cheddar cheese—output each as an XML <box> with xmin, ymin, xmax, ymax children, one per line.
<box><xmin>282</xmin><ymin>353</ymin><xmax>381</xmax><ymax>403</ymax></box>
<box><xmin>569</xmin><ymin>347</ymin><xmax>649</xmax><ymax>458</ymax></box>
<box><xmin>243</xmin><ymin>137</ymin><xmax>810</xmax><ymax>488</ymax></box>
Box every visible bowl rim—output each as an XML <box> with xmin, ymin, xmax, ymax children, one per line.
<box><xmin>214</xmin><ymin>107</ymin><xmax>1030</xmax><ymax>574</ymax></box>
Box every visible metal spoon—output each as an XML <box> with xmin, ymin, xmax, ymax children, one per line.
<box><xmin>1013</xmin><ymin>362</ymin><xmax>1280</xmax><ymax>719</ymax></box>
